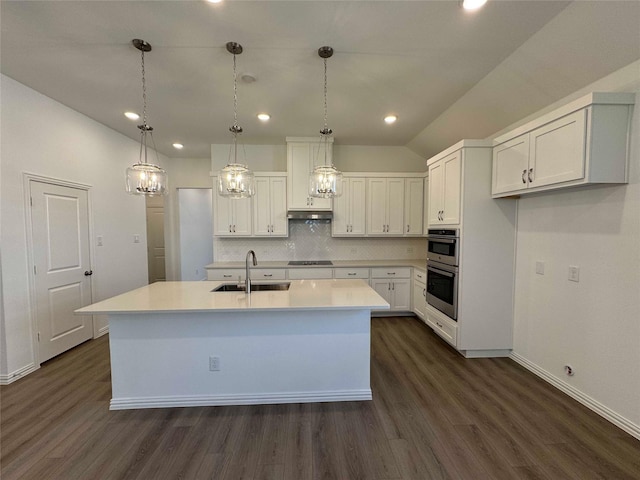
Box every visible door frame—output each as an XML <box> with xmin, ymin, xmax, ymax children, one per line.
<box><xmin>23</xmin><ymin>173</ymin><xmax>96</xmax><ymax>366</ymax></box>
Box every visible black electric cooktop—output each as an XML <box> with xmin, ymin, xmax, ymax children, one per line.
<box><xmin>287</xmin><ymin>260</ymin><xmax>333</xmax><ymax>266</ymax></box>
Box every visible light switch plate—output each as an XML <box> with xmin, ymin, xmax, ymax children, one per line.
<box><xmin>535</xmin><ymin>261</ymin><xmax>545</xmax><ymax>275</ymax></box>
<box><xmin>568</xmin><ymin>265</ymin><xmax>580</xmax><ymax>282</ymax></box>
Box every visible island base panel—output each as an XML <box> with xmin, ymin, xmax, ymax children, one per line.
<box><xmin>108</xmin><ymin>309</ymin><xmax>372</xmax><ymax>409</ymax></box>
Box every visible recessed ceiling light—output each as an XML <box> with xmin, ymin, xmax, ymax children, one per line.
<box><xmin>206</xmin><ymin>0</ymin><xmax>222</xmax><ymax>4</ymax></box>
<box><xmin>462</xmin><ymin>0</ymin><xmax>487</xmax><ymax>11</ymax></box>
<box><xmin>384</xmin><ymin>115</ymin><xmax>397</xmax><ymax>125</ymax></box>
<box><xmin>124</xmin><ymin>111</ymin><xmax>140</xmax><ymax>120</ymax></box>
<box><xmin>257</xmin><ymin>113</ymin><xmax>270</xmax><ymax>121</ymax></box>
<box><xmin>172</xmin><ymin>143</ymin><xmax>184</xmax><ymax>150</ymax></box>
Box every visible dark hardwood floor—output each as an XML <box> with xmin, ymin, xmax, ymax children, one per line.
<box><xmin>1</xmin><ymin>316</ymin><xmax>639</xmax><ymax>479</ymax></box>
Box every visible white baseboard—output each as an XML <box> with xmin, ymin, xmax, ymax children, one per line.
<box><xmin>510</xmin><ymin>352</ymin><xmax>640</xmax><ymax>441</ymax></box>
<box><xmin>0</xmin><ymin>363</ymin><xmax>39</xmax><ymax>385</ymax></box>
<box><xmin>110</xmin><ymin>389</ymin><xmax>372</xmax><ymax>410</ymax></box>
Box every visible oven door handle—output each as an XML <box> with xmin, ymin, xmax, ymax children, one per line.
<box><xmin>428</xmin><ymin>266</ymin><xmax>455</xmax><ymax>277</ymax></box>
<box><xmin>425</xmin><ymin>237</ymin><xmax>456</xmax><ymax>244</ymax></box>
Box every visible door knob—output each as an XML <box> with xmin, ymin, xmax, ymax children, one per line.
<box><xmin>84</xmin><ymin>270</ymin><xmax>93</xmax><ymax>276</ymax></box>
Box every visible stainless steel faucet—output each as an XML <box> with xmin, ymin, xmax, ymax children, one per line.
<box><xmin>245</xmin><ymin>250</ymin><xmax>257</xmax><ymax>294</ymax></box>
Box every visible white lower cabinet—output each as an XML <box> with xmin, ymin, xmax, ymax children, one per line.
<box><xmin>412</xmin><ymin>269</ymin><xmax>427</xmax><ymax>320</ymax></box>
<box><xmin>333</xmin><ymin>268</ymin><xmax>369</xmax><ymax>281</ymax></box>
<box><xmin>424</xmin><ymin>305</ymin><xmax>457</xmax><ymax>348</ymax></box>
<box><xmin>371</xmin><ymin>267</ymin><xmax>411</xmax><ymax>311</ymax></box>
<box><xmin>207</xmin><ymin>269</ymin><xmax>244</xmax><ymax>281</ymax></box>
<box><xmin>287</xmin><ymin>268</ymin><xmax>333</xmax><ymax>280</ymax></box>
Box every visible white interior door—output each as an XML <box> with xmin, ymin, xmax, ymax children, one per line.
<box><xmin>30</xmin><ymin>180</ymin><xmax>93</xmax><ymax>363</ymax></box>
<box><xmin>146</xmin><ymin>196</ymin><xmax>166</xmax><ymax>283</ymax></box>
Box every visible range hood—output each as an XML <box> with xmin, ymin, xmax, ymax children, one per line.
<box><xmin>287</xmin><ymin>211</ymin><xmax>333</xmax><ymax>220</ymax></box>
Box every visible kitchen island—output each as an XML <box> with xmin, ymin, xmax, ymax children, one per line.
<box><xmin>76</xmin><ymin>279</ymin><xmax>389</xmax><ymax>410</ymax></box>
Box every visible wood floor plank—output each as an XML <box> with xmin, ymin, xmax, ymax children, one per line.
<box><xmin>2</xmin><ymin>317</ymin><xmax>639</xmax><ymax>480</ymax></box>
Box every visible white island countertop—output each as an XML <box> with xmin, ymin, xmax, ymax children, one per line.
<box><xmin>76</xmin><ymin>279</ymin><xmax>390</xmax><ymax>315</ymax></box>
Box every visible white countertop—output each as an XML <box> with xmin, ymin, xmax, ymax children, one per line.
<box><xmin>76</xmin><ymin>279</ymin><xmax>390</xmax><ymax>315</ymax></box>
<box><xmin>206</xmin><ymin>259</ymin><xmax>427</xmax><ymax>269</ymax></box>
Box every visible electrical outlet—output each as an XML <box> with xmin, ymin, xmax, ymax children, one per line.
<box><xmin>406</xmin><ymin>247</ymin><xmax>414</xmax><ymax>254</ymax></box>
<box><xmin>97</xmin><ymin>235</ymin><xmax>103</xmax><ymax>247</ymax></box>
<box><xmin>209</xmin><ymin>356</ymin><xmax>220</xmax><ymax>371</ymax></box>
<box><xmin>568</xmin><ymin>265</ymin><xmax>580</xmax><ymax>282</ymax></box>
<box><xmin>133</xmin><ymin>234</ymin><xmax>140</xmax><ymax>244</ymax></box>
<box><xmin>535</xmin><ymin>261</ymin><xmax>544</xmax><ymax>275</ymax></box>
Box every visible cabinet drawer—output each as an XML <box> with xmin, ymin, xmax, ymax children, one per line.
<box><xmin>425</xmin><ymin>308</ymin><xmax>457</xmax><ymax>347</ymax></box>
<box><xmin>252</xmin><ymin>269</ymin><xmax>286</xmax><ymax>280</ymax></box>
<box><xmin>288</xmin><ymin>268</ymin><xmax>333</xmax><ymax>280</ymax></box>
<box><xmin>333</xmin><ymin>268</ymin><xmax>369</xmax><ymax>279</ymax></box>
<box><xmin>208</xmin><ymin>269</ymin><xmax>244</xmax><ymax>281</ymax></box>
<box><xmin>413</xmin><ymin>268</ymin><xmax>426</xmax><ymax>283</ymax></box>
<box><xmin>371</xmin><ymin>267</ymin><xmax>411</xmax><ymax>279</ymax></box>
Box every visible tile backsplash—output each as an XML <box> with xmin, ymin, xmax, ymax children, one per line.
<box><xmin>214</xmin><ymin>220</ymin><xmax>426</xmax><ymax>262</ymax></box>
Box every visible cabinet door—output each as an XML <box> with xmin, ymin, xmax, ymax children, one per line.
<box><xmin>213</xmin><ymin>194</ymin><xmax>233</xmax><ymax>236</ymax></box>
<box><xmin>349</xmin><ymin>178</ymin><xmax>367</xmax><ymax>235</ymax></box>
<box><xmin>287</xmin><ymin>143</ymin><xmax>312</xmax><ymax>210</ymax></box>
<box><xmin>391</xmin><ymin>279</ymin><xmax>411</xmax><ymax>310</ymax></box>
<box><xmin>269</xmin><ymin>177</ymin><xmax>288</xmax><ymax>236</ymax></box>
<box><xmin>530</xmin><ymin>110</ymin><xmax>586</xmax><ymax>188</ymax></box>
<box><xmin>332</xmin><ymin>178</ymin><xmax>349</xmax><ymax>235</ymax></box>
<box><xmin>493</xmin><ymin>134</ymin><xmax>530</xmax><ymax>195</ymax></box>
<box><xmin>441</xmin><ymin>152</ymin><xmax>461</xmax><ymax>225</ymax></box>
<box><xmin>371</xmin><ymin>279</ymin><xmax>392</xmax><ymax>305</ymax></box>
<box><xmin>404</xmin><ymin>178</ymin><xmax>423</xmax><ymax>235</ymax></box>
<box><xmin>367</xmin><ymin>178</ymin><xmax>387</xmax><ymax>235</ymax></box>
<box><xmin>231</xmin><ymin>198</ymin><xmax>252</xmax><ymax>236</ymax></box>
<box><xmin>428</xmin><ymin>162</ymin><xmax>443</xmax><ymax>226</ymax></box>
<box><xmin>412</xmin><ymin>280</ymin><xmax>426</xmax><ymax>320</ymax></box>
<box><xmin>386</xmin><ymin>179</ymin><xmax>405</xmax><ymax>235</ymax></box>
<box><xmin>423</xmin><ymin>177</ymin><xmax>429</xmax><ymax>235</ymax></box>
<box><xmin>253</xmin><ymin>177</ymin><xmax>272</xmax><ymax>236</ymax></box>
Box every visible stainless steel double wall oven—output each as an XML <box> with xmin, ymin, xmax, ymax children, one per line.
<box><xmin>426</xmin><ymin>229</ymin><xmax>459</xmax><ymax>320</ymax></box>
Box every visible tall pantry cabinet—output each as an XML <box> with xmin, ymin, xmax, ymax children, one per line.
<box><xmin>425</xmin><ymin>140</ymin><xmax>517</xmax><ymax>357</ymax></box>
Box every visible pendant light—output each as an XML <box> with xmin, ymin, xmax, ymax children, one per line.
<box><xmin>216</xmin><ymin>42</ymin><xmax>255</xmax><ymax>198</ymax></box>
<box><xmin>125</xmin><ymin>39</ymin><xmax>168</xmax><ymax>196</ymax></box>
<box><xmin>309</xmin><ymin>46</ymin><xmax>343</xmax><ymax>199</ymax></box>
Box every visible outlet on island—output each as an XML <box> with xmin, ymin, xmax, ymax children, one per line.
<box><xmin>209</xmin><ymin>356</ymin><xmax>220</xmax><ymax>371</ymax></box>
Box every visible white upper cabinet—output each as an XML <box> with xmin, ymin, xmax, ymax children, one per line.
<box><xmin>404</xmin><ymin>178</ymin><xmax>424</xmax><ymax>236</ymax></box>
<box><xmin>492</xmin><ymin>92</ymin><xmax>635</xmax><ymax>198</ymax></box>
<box><xmin>422</xmin><ymin>176</ymin><xmax>429</xmax><ymax>235</ymax></box>
<box><xmin>366</xmin><ymin>178</ymin><xmax>405</xmax><ymax>235</ymax></box>
<box><xmin>253</xmin><ymin>176</ymin><xmax>288</xmax><ymax>237</ymax></box>
<box><xmin>332</xmin><ymin>177</ymin><xmax>366</xmax><ymax>236</ymax></box>
<box><xmin>213</xmin><ymin>188</ymin><xmax>252</xmax><ymax>237</ymax></box>
<box><xmin>428</xmin><ymin>151</ymin><xmax>461</xmax><ymax>226</ymax></box>
<box><xmin>286</xmin><ymin>137</ymin><xmax>333</xmax><ymax>211</ymax></box>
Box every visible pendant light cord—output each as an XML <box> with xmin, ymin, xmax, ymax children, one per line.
<box><xmin>323</xmin><ymin>57</ymin><xmax>328</xmax><ymax>134</ymax></box>
<box><xmin>141</xmin><ymin>48</ymin><xmax>147</xmax><ymax>129</ymax></box>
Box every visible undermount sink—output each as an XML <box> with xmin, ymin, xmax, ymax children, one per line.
<box><xmin>211</xmin><ymin>282</ymin><xmax>291</xmax><ymax>292</ymax></box>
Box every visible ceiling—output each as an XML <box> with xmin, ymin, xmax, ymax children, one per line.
<box><xmin>2</xmin><ymin>1</ymin><xmax>639</xmax><ymax>160</ymax></box>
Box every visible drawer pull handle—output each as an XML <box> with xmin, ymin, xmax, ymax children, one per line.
<box><xmin>387</xmin><ymin>272</ymin><xmax>396</xmax><ymax>275</ymax></box>
<box><xmin>436</xmin><ymin>322</ymin><xmax>443</xmax><ymax>328</ymax></box>
<box><xmin>348</xmin><ymin>273</ymin><xmax>356</xmax><ymax>276</ymax></box>
<box><xmin>223</xmin><ymin>275</ymin><xmax>232</xmax><ymax>278</ymax></box>
<box><xmin>263</xmin><ymin>274</ymin><xmax>273</xmax><ymax>277</ymax></box>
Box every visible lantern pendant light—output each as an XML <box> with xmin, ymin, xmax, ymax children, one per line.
<box><xmin>309</xmin><ymin>46</ymin><xmax>343</xmax><ymax>199</ymax></box>
<box><xmin>217</xmin><ymin>42</ymin><xmax>255</xmax><ymax>199</ymax></box>
<box><xmin>125</xmin><ymin>39</ymin><xmax>168</xmax><ymax>196</ymax></box>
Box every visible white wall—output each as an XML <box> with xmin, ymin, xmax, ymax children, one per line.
<box><xmin>508</xmin><ymin>70</ymin><xmax>640</xmax><ymax>435</ymax></box>
<box><xmin>0</xmin><ymin>75</ymin><xmax>156</xmax><ymax>379</ymax></box>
